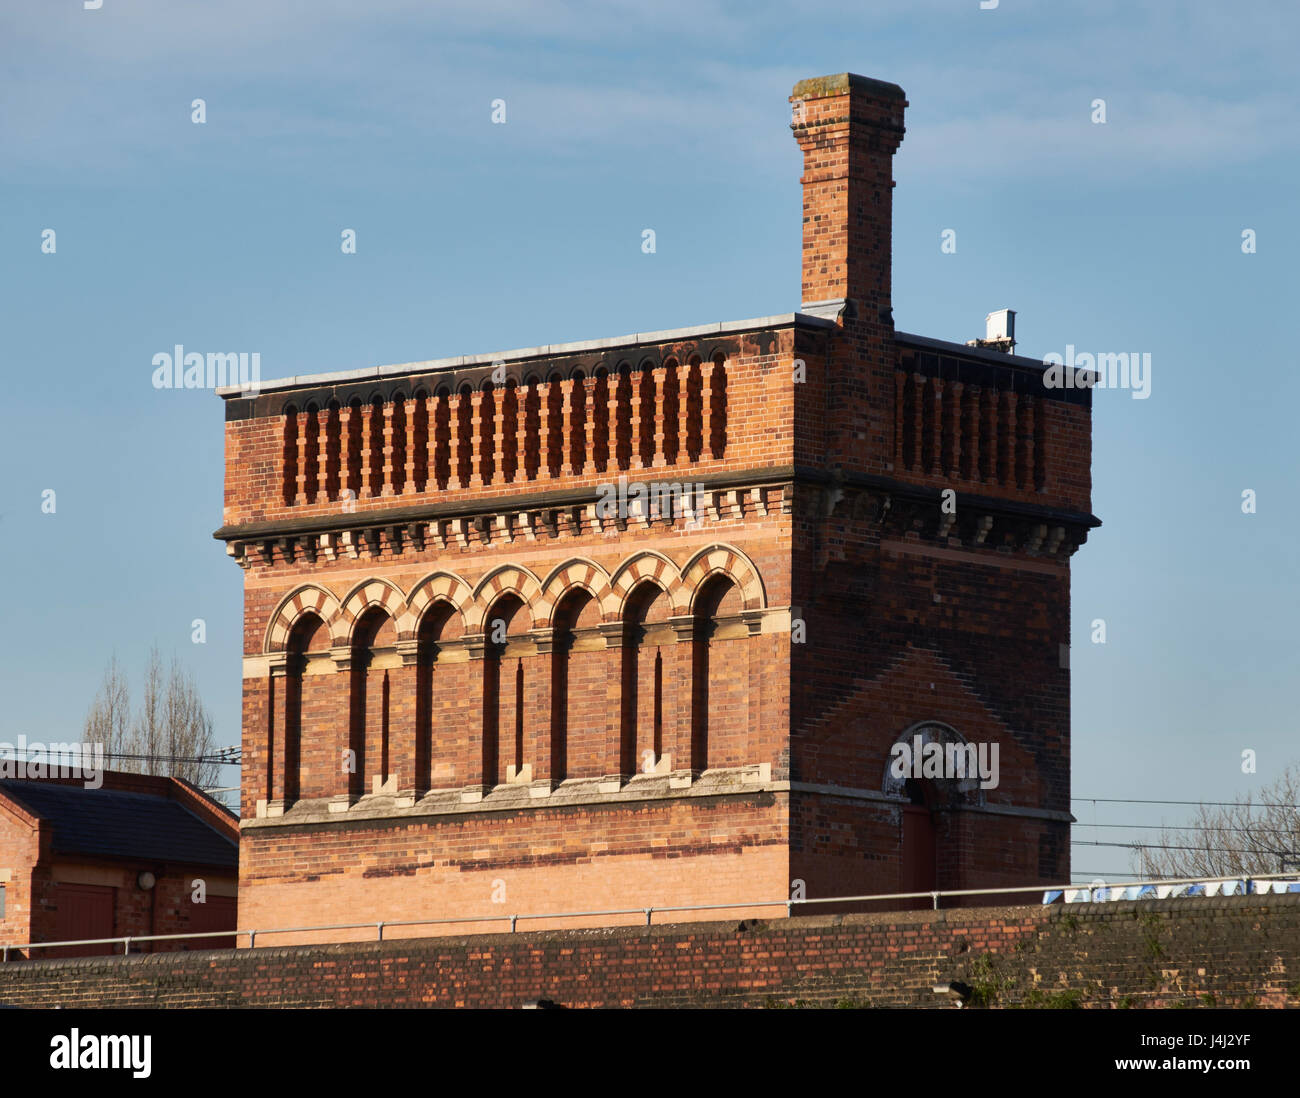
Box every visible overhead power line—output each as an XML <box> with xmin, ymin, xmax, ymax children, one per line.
<box><xmin>1075</xmin><ymin>838</ymin><xmax>1300</xmax><ymax>857</ymax></box>
<box><xmin>1074</xmin><ymin>796</ymin><xmax>1300</xmax><ymax>810</ymax></box>
<box><xmin>1072</xmin><ymin>821</ymin><xmax>1300</xmax><ymax>836</ymax></box>
<box><xmin>0</xmin><ymin>747</ymin><xmax>241</xmax><ymax>767</ymax></box>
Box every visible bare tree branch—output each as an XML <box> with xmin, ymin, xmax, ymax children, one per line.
<box><xmin>1132</xmin><ymin>767</ymin><xmax>1300</xmax><ymax>878</ymax></box>
<box><xmin>83</xmin><ymin>653</ymin><xmax>132</xmax><ymax>767</ymax></box>
<box><xmin>85</xmin><ymin>647</ymin><xmax>222</xmax><ymax>790</ymax></box>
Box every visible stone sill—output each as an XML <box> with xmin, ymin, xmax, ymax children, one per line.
<box><xmin>244</xmin><ymin>763</ymin><xmax>776</xmax><ymax>830</ymax></box>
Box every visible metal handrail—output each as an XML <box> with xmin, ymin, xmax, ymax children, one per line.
<box><xmin>3</xmin><ymin>871</ymin><xmax>1297</xmax><ymax>963</ymax></box>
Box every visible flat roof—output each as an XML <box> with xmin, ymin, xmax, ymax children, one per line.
<box><xmin>894</xmin><ymin>331</ymin><xmax>1051</xmax><ymax>372</ymax></box>
<box><xmin>217</xmin><ymin>312</ymin><xmax>836</xmax><ymax>399</ymax></box>
<box><xmin>214</xmin><ymin>315</ymin><xmax>1053</xmax><ymax>401</ymax></box>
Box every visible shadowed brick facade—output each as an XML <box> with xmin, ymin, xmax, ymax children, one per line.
<box><xmin>215</xmin><ymin>72</ymin><xmax>1098</xmax><ymax>940</ymax></box>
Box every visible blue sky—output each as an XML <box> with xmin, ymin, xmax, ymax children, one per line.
<box><xmin>2</xmin><ymin>0</ymin><xmax>1296</xmax><ymax>878</ymax></box>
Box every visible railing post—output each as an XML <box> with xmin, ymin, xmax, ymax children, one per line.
<box><xmin>931</xmin><ymin>891</ymin><xmax>940</xmax><ymax>910</ymax></box>
<box><xmin>123</xmin><ymin>937</ymin><xmax>131</xmax><ymax>956</ymax></box>
<box><xmin>2</xmin><ymin>945</ymin><xmax>8</xmax><ymax>963</ymax></box>
<box><xmin>377</xmin><ymin>922</ymin><xmax>385</xmax><ymax>942</ymax></box>
<box><xmin>510</xmin><ymin>914</ymin><xmax>517</xmax><ymax>933</ymax></box>
<box><xmin>644</xmin><ymin>908</ymin><xmax>653</xmax><ymax>927</ymax></box>
<box><xmin>786</xmin><ymin>900</ymin><xmax>793</xmax><ymax>918</ymax></box>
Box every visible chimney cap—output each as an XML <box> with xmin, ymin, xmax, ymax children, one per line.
<box><xmin>790</xmin><ymin>72</ymin><xmax>907</xmax><ymax>102</ymax></box>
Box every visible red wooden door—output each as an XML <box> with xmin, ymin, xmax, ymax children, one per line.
<box><xmin>901</xmin><ymin>805</ymin><xmax>937</xmax><ymax>908</ymax></box>
<box><xmin>187</xmin><ymin>895</ymin><xmax>238</xmax><ymax>950</ymax></box>
<box><xmin>50</xmin><ymin>882</ymin><xmax>116</xmax><ymax>958</ymax></box>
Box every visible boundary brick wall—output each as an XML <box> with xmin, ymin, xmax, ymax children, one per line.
<box><xmin>2</xmin><ymin>895</ymin><xmax>1297</xmax><ymax>1009</ymax></box>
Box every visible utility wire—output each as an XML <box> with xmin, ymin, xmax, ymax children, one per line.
<box><xmin>1075</xmin><ymin>796</ymin><xmax>1300</xmax><ymax>810</ymax></box>
<box><xmin>1075</xmin><ymin>838</ymin><xmax>1300</xmax><ymax>856</ymax></box>
<box><xmin>1072</xmin><ymin>821</ymin><xmax>1300</xmax><ymax>836</ymax></box>
<box><xmin>1</xmin><ymin>747</ymin><xmax>240</xmax><ymax>766</ymax></box>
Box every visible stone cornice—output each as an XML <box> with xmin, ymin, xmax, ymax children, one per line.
<box><xmin>216</xmin><ymin>465</ymin><xmax>1099</xmax><ymax>570</ymax></box>
<box><xmin>216</xmin><ymin>464</ymin><xmax>1096</xmax><ymax>538</ymax></box>
<box><xmin>214</xmin><ymin>466</ymin><xmax>796</xmax><ymax>544</ymax></box>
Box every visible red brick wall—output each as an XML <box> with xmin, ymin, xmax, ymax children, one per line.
<box><xmin>11</xmin><ymin>861</ymin><xmax>237</xmax><ymax>956</ymax></box>
<box><xmin>788</xmin><ymin>501</ymin><xmax>1077</xmax><ymax>894</ymax></box>
<box><xmin>220</xmin><ymin>333</ymin><xmax>797</xmax><ymax>531</ymax></box>
<box><xmin>240</xmin><ymin>795</ymin><xmax>790</xmax><ymax>945</ymax></box>
<box><xmin>3</xmin><ymin>897</ymin><xmax>1296</xmax><ymax>1009</ymax></box>
<box><xmin>0</xmin><ymin>800</ymin><xmax>40</xmax><ymax>948</ymax></box>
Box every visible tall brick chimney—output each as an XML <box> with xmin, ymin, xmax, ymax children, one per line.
<box><xmin>790</xmin><ymin>73</ymin><xmax>907</xmax><ymax>323</ymax></box>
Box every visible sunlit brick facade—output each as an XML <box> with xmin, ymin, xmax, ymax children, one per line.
<box><xmin>215</xmin><ymin>73</ymin><xmax>1097</xmax><ymax>941</ymax></box>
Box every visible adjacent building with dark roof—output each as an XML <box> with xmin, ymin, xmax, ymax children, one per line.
<box><xmin>0</xmin><ymin>770</ymin><xmax>238</xmax><ymax>958</ymax></box>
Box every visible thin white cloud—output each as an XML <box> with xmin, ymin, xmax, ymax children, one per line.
<box><xmin>2</xmin><ymin>0</ymin><xmax>1296</xmax><ymax>186</ymax></box>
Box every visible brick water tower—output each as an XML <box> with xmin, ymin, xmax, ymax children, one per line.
<box><xmin>215</xmin><ymin>72</ymin><xmax>1097</xmax><ymax>939</ymax></box>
